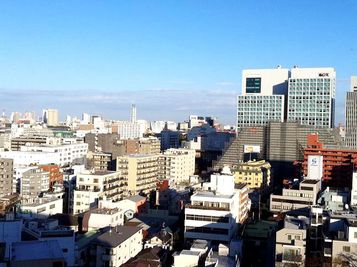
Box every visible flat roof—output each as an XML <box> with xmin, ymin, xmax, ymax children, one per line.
<box><xmin>194</xmin><ymin>191</ymin><xmax>234</xmax><ymax>199</ymax></box>
<box><xmin>93</xmin><ymin>226</ymin><xmax>141</xmax><ymax>248</ymax></box>
<box><xmin>11</xmin><ymin>240</ymin><xmax>64</xmax><ymax>261</ymax></box>
<box><xmin>127</xmin><ymin>195</ymin><xmax>146</xmax><ymax>203</ymax></box>
<box><xmin>301</xmin><ymin>179</ymin><xmax>319</xmax><ymax>184</ymax></box>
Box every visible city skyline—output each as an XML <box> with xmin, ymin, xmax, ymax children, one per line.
<box><xmin>0</xmin><ymin>1</ymin><xmax>356</xmax><ymax>124</ymax></box>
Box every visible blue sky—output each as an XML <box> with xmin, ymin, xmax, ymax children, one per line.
<box><xmin>0</xmin><ymin>1</ymin><xmax>356</xmax><ymax>125</ymax></box>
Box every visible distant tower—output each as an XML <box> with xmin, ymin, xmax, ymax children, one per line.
<box><xmin>345</xmin><ymin>76</ymin><xmax>357</xmax><ymax>148</ymax></box>
<box><xmin>131</xmin><ymin>104</ymin><xmax>137</xmax><ymax>123</ymax></box>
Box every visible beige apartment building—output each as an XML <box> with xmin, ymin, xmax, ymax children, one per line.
<box><xmin>158</xmin><ymin>148</ymin><xmax>195</xmax><ymax>185</ymax></box>
<box><xmin>117</xmin><ymin>154</ymin><xmax>159</xmax><ymax>195</ymax></box>
<box><xmin>275</xmin><ymin>216</ymin><xmax>308</xmax><ymax>266</ymax></box>
<box><xmin>0</xmin><ymin>158</ymin><xmax>13</xmax><ymax>196</ymax></box>
<box><xmin>233</xmin><ymin>160</ymin><xmax>271</xmax><ymax>190</ymax></box>
<box><xmin>73</xmin><ymin>170</ymin><xmax>126</xmax><ymax>214</ymax></box>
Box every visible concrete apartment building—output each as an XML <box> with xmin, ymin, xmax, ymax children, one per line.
<box><xmin>91</xmin><ymin>226</ymin><xmax>143</xmax><ymax>267</ymax></box>
<box><xmin>72</xmin><ymin>170</ymin><xmax>126</xmax><ymax>214</ymax></box>
<box><xmin>270</xmin><ymin>179</ymin><xmax>321</xmax><ymax>213</ymax></box>
<box><xmin>345</xmin><ymin>76</ymin><xmax>357</xmax><ymax>148</ymax></box>
<box><xmin>117</xmin><ymin>154</ymin><xmax>159</xmax><ymax>195</ymax></box>
<box><xmin>43</xmin><ymin>108</ymin><xmax>59</xmax><ymax>126</ymax></box>
<box><xmin>117</xmin><ymin>120</ymin><xmax>142</xmax><ymax>139</ymax></box>
<box><xmin>0</xmin><ymin>158</ymin><xmax>13</xmax><ymax>196</ymax></box>
<box><xmin>124</xmin><ymin>137</ymin><xmax>161</xmax><ymax>155</ymax></box>
<box><xmin>275</xmin><ymin>216</ymin><xmax>308</xmax><ymax>266</ymax></box>
<box><xmin>323</xmin><ymin>211</ymin><xmax>357</xmax><ymax>265</ymax></box>
<box><xmin>39</xmin><ymin>164</ymin><xmax>63</xmax><ymax>189</ymax></box>
<box><xmin>287</xmin><ymin>67</ymin><xmax>336</xmax><ymax>128</ymax></box>
<box><xmin>20</xmin><ymin>143</ymin><xmax>88</xmax><ymax>166</ymax></box>
<box><xmin>233</xmin><ymin>160</ymin><xmax>271</xmax><ymax>190</ymax></box>
<box><xmin>21</xmin><ymin>168</ymin><xmax>50</xmax><ymax>202</ymax></box>
<box><xmin>158</xmin><ymin>148</ymin><xmax>195</xmax><ymax>185</ymax></box>
<box><xmin>184</xmin><ymin>167</ymin><xmax>247</xmax><ymax>243</ymax></box>
<box><xmin>85</xmin><ymin>151</ymin><xmax>111</xmax><ymax>172</ymax></box>
<box><xmin>237</xmin><ymin>67</ymin><xmax>289</xmax><ymax>129</ymax></box>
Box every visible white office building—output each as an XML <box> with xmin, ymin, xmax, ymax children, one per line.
<box><xmin>287</xmin><ymin>67</ymin><xmax>336</xmax><ymax>128</ymax></box>
<box><xmin>117</xmin><ymin>121</ymin><xmax>142</xmax><ymax>139</ymax></box>
<box><xmin>237</xmin><ymin>67</ymin><xmax>289</xmax><ymax>128</ymax></box>
<box><xmin>184</xmin><ymin>167</ymin><xmax>244</xmax><ymax>243</ymax></box>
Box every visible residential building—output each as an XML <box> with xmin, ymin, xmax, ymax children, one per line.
<box><xmin>91</xmin><ymin>226</ymin><xmax>143</xmax><ymax>267</ymax></box>
<box><xmin>323</xmin><ymin>211</ymin><xmax>357</xmax><ymax>264</ymax></box>
<box><xmin>40</xmin><ymin>164</ymin><xmax>63</xmax><ymax>189</ymax></box>
<box><xmin>287</xmin><ymin>67</ymin><xmax>336</xmax><ymax>128</ymax></box>
<box><xmin>85</xmin><ymin>151</ymin><xmax>111</xmax><ymax>172</ymax></box>
<box><xmin>72</xmin><ymin>170</ymin><xmax>126</xmax><ymax>214</ymax></box>
<box><xmin>237</xmin><ymin>67</ymin><xmax>289</xmax><ymax>129</ymax></box>
<box><xmin>160</xmin><ymin>130</ymin><xmax>180</xmax><ymax>151</ymax></box>
<box><xmin>270</xmin><ymin>179</ymin><xmax>321</xmax><ymax>213</ymax></box>
<box><xmin>82</xmin><ymin>207</ymin><xmax>124</xmax><ymax>231</ymax></box>
<box><xmin>117</xmin><ymin>120</ymin><xmax>142</xmax><ymax>139</ymax></box>
<box><xmin>303</xmin><ymin>133</ymin><xmax>357</xmax><ymax>187</ymax></box>
<box><xmin>19</xmin><ymin>143</ymin><xmax>88</xmax><ymax>166</ymax></box>
<box><xmin>150</xmin><ymin>121</ymin><xmax>166</xmax><ymax>134</ymax></box>
<box><xmin>117</xmin><ymin>154</ymin><xmax>159</xmax><ymax>195</ymax></box>
<box><xmin>352</xmin><ymin>173</ymin><xmax>357</xmax><ymax>206</ymax></box>
<box><xmin>233</xmin><ymin>160</ymin><xmax>271</xmax><ymax>190</ymax></box>
<box><xmin>184</xmin><ymin>167</ymin><xmax>244</xmax><ymax>243</ymax></box>
<box><xmin>122</xmin><ymin>137</ymin><xmax>160</xmax><ymax>155</ymax></box>
<box><xmin>158</xmin><ymin>148</ymin><xmax>195</xmax><ymax>185</ymax></box>
<box><xmin>345</xmin><ymin>76</ymin><xmax>357</xmax><ymax>148</ymax></box>
<box><xmin>23</xmin><ymin>218</ymin><xmax>75</xmax><ymax>266</ymax></box>
<box><xmin>317</xmin><ymin>187</ymin><xmax>350</xmax><ymax>212</ymax></box>
<box><xmin>20</xmin><ymin>197</ymin><xmax>63</xmax><ymax>219</ymax></box>
<box><xmin>21</xmin><ymin>168</ymin><xmax>50</xmax><ymax>202</ymax></box>
<box><xmin>43</xmin><ymin>108</ymin><xmax>59</xmax><ymax>126</ymax></box>
<box><xmin>275</xmin><ymin>216</ymin><xmax>308</xmax><ymax>266</ymax></box>
<box><xmin>0</xmin><ymin>158</ymin><xmax>13</xmax><ymax>196</ymax></box>
<box><xmin>235</xmin><ymin>183</ymin><xmax>249</xmax><ymax>223</ymax></box>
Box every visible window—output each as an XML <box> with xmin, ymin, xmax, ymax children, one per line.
<box><xmin>287</xmin><ymin>235</ymin><xmax>292</xmax><ymax>240</ymax></box>
<box><xmin>354</xmin><ymin>232</ymin><xmax>357</xmax><ymax>239</ymax></box>
<box><xmin>50</xmin><ymin>204</ymin><xmax>55</xmax><ymax>209</ymax></box>
<box><xmin>343</xmin><ymin>246</ymin><xmax>350</xmax><ymax>252</ymax></box>
<box><xmin>295</xmin><ymin>235</ymin><xmax>301</xmax><ymax>240</ymax></box>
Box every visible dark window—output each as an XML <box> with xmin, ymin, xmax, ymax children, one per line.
<box><xmin>246</xmin><ymin>78</ymin><xmax>261</xmax><ymax>93</ymax></box>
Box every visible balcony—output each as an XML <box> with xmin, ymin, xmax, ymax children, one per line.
<box><xmin>282</xmin><ymin>253</ymin><xmax>303</xmax><ymax>264</ymax></box>
<box><xmin>185</xmin><ymin>204</ymin><xmax>229</xmax><ymax>211</ymax></box>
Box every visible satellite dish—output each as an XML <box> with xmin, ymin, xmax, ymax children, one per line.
<box><xmin>345</xmin><ymin>204</ymin><xmax>349</xmax><ymax>210</ymax></box>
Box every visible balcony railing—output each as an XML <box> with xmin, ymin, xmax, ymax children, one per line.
<box><xmin>185</xmin><ymin>204</ymin><xmax>229</xmax><ymax>211</ymax></box>
<box><xmin>282</xmin><ymin>254</ymin><xmax>303</xmax><ymax>263</ymax></box>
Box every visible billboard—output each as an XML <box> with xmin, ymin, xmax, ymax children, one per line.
<box><xmin>244</xmin><ymin>145</ymin><xmax>260</xmax><ymax>153</ymax></box>
<box><xmin>307</xmin><ymin>155</ymin><xmax>323</xmax><ymax>180</ymax></box>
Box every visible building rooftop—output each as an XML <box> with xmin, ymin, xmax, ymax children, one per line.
<box><xmin>127</xmin><ymin>195</ymin><xmax>146</xmax><ymax>203</ymax></box>
<box><xmin>11</xmin><ymin>240</ymin><xmax>64</xmax><ymax>261</ymax></box>
<box><xmin>93</xmin><ymin>226</ymin><xmax>141</xmax><ymax>248</ymax></box>
<box><xmin>91</xmin><ymin>207</ymin><xmax>121</xmax><ymax>215</ymax></box>
<box><xmin>235</xmin><ymin>183</ymin><xmax>247</xmax><ymax>190</ymax></box>
<box><xmin>193</xmin><ymin>191</ymin><xmax>234</xmax><ymax>199</ymax></box>
<box><xmin>300</xmin><ymin>179</ymin><xmax>320</xmax><ymax>184</ymax></box>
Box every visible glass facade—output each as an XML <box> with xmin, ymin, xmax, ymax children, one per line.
<box><xmin>237</xmin><ymin>95</ymin><xmax>284</xmax><ymax>128</ymax></box>
<box><xmin>287</xmin><ymin>77</ymin><xmax>335</xmax><ymax>128</ymax></box>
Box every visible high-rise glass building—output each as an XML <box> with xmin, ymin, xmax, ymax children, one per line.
<box><xmin>287</xmin><ymin>67</ymin><xmax>336</xmax><ymax>128</ymax></box>
<box><xmin>345</xmin><ymin>76</ymin><xmax>357</xmax><ymax>148</ymax></box>
<box><xmin>236</xmin><ymin>67</ymin><xmax>289</xmax><ymax>129</ymax></box>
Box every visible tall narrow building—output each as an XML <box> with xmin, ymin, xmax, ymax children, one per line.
<box><xmin>345</xmin><ymin>76</ymin><xmax>357</xmax><ymax>148</ymax></box>
<box><xmin>43</xmin><ymin>109</ymin><xmax>59</xmax><ymax>126</ymax></box>
<box><xmin>236</xmin><ymin>67</ymin><xmax>289</xmax><ymax>129</ymax></box>
<box><xmin>287</xmin><ymin>67</ymin><xmax>336</xmax><ymax>128</ymax></box>
<box><xmin>131</xmin><ymin>104</ymin><xmax>137</xmax><ymax>123</ymax></box>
